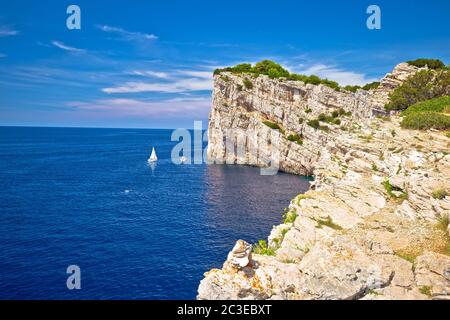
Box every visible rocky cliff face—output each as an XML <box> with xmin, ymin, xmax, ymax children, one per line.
<box><xmin>199</xmin><ymin>63</ymin><xmax>450</xmax><ymax>300</ymax></box>
<box><xmin>207</xmin><ymin>63</ymin><xmax>420</xmax><ymax>175</ymax></box>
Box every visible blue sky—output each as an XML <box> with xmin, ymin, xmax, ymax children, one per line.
<box><xmin>0</xmin><ymin>0</ymin><xmax>449</xmax><ymax>128</ymax></box>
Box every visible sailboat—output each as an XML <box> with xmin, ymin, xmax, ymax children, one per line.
<box><xmin>148</xmin><ymin>147</ymin><xmax>158</xmax><ymax>163</ymax></box>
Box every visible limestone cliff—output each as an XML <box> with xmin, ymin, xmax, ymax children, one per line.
<box><xmin>199</xmin><ymin>62</ymin><xmax>450</xmax><ymax>300</ymax></box>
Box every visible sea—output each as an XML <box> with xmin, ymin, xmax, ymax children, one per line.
<box><xmin>0</xmin><ymin>126</ymin><xmax>311</xmax><ymax>299</ymax></box>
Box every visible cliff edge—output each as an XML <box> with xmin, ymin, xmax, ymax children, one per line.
<box><xmin>199</xmin><ymin>62</ymin><xmax>450</xmax><ymax>300</ymax></box>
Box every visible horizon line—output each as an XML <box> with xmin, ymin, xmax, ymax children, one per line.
<box><xmin>0</xmin><ymin>125</ymin><xmax>206</xmax><ymax>130</ymax></box>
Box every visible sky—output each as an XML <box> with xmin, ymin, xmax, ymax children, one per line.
<box><xmin>0</xmin><ymin>0</ymin><xmax>449</xmax><ymax>128</ymax></box>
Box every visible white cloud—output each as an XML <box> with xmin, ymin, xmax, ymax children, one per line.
<box><xmin>0</xmin><ymin>27</ymin><xmax>19</xmax><ymax>37</ymax></box>
<box><xmin>98</xmin><ymin>25</ymin><xmax>158</xmax><ymax>41</ymax></box>
<box><xmin>292</xmin><ymin>63</ymin><xmax>377</xmax><ymax>86</ymax></box>
<box><xmin>102</xmin><ymin>77</ymin><xmax>212</xmax><ymax>94</ymax></box>
<box><xmin>176</xmin><ymin>70</ymin><xmax>212</xmax><ymax>79</ymax></box>
<box><xmin>51</xmin><ymin>41</ymin><xmax>85</xmax><ymax>53</ymax></box>
<box><xmin>129</xmin><ymin>70</ymin><xmax>171</xmax><ymax>79</ymax></box>
<box><xmin>67</xmin><ymin>97</ymin><xmax>211</xmax><ymax>117</ymax></box>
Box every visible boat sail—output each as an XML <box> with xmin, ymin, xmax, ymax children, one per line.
<box><xmin>148</xmin><ymin>147</ymin><xmax>158</xmax><ymax>163</ymax></box>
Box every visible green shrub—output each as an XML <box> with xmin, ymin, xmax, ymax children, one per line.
<box><xmin>287</xmin><ymin>133</ymin><xmax>303</xmax><ymax>145</ymax></box>
<box><xmin>362</xmin><ymin>81</ymin><xmax>380</xmax><ymax>90</ymax></box>
<box><xmin>333</xmin><ymin>118</ymin><xmax>341</xmax><ymax>125</ymax></box>
<box><xmin>243</xmin><ymin>79</ymin><xmax>253</xmax><ymax>89</ymax></box>
<box><xmin>305</xmin><ymin>108</ymin><xmax>312</xmax><ymax>113</ymax></box>
<box><xmin>385</xmin><ymin>69</ymin><xmax>450</xmax><ymax>111</ymax></box>
<box><xmin>262</xmin><ymin>120</ymin><xmax>281</xmax><ymax>131</ymax></box>
<box><xmin>400</xmin><ymin>96</ymin><xmax>450</xmax><ymax>130</ymax></box>
<box><xmin>215</xmin><ymin>60</ymin><xmax>343</xmax><ymax>90</ymax></box>
<box><xmin>338</xmin><ymin>108</ymin><xmax>352</xmax><ymax>116</ymax></box>
<box><xmin>254</xmin><ymin>60</ymin><xmax>290</xmax><ymax>78</ymax></box>
<box><xmin>343</xmin><ymin>82</ymin><xmax>380</xmax><ymax>92</ymax></box>
<box><xmin>317</xmin><ymin>113</ymin><xmax>338</xmax><ymax>124</ymax></box>
<box><xmin>407</xmin><ymin>58</ymin><xmax>446</xmax><ymax>70</ymax></box>
<box><xmin>401</xmin><ymin>112</ymin><xmax>450</xmax><ymax>130</ymax></box>
<box><xmin>307</xmin><ymin>119</ymin><xmax>320</xmax><ymax>129</ymax></box>
<box><xmin>344</xmin><ymin>85</ymin><xmax>361</xmax><ymax>92</ymax></box>
<box><xmin>253</xmin><ymin>240</ymin><xmax>276</xmax><ymax>256</ymax></box>
<box><xmin>402</xmin><ymin>95</ymin><xmax>450</xmax><ymax>116</ymax></box>
<box><xmin>321</xmin><ymin>79</ymin><xmax>340</xmax><ymax>90</ymax></box>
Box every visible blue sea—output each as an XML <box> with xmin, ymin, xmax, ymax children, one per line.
<box><xmin>0</xmin><ymin>127</ymin><xmax>311</xmax><ymax>300</ymax></box>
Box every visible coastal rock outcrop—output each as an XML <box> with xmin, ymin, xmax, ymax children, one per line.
<box><xmin>199</xmin><ymin>62</ymin><xmax>450</xmax><ymax>300</ymax></box>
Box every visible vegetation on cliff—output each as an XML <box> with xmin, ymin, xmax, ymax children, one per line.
<box><xmin>343</xmin><ymin>81</ymin><xmax>380</xmax><ymax>92</ymax></box>
<box><xmin>385</xmin><ymin>68</ymin><xmax>450</xmax><ymax>111</ymax></box>
<box><xmin>406</xmin><ymin>58</ymin><xmax>447</xmax><ymax>70</ymax></box>
<box><xmin>215</xmin><ymin>60</ymin><xmax>379</xmax><ymax>92</ymax></box>
<box><xmin>400</xmin><ymin>96</ymin><xmax>450</xmax><ymax>130</ymax></box>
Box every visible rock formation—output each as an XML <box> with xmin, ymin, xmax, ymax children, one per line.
<box><xmin>199</xmin><ymin>62</ymin><xmax>450</xmax><ymax>300</ymax></box>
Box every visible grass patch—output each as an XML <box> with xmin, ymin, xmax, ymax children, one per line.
<box><xmin>315</xmin><ymin>216</ymin><xmax>343</xmax><ymax>231</ymax></box>
<box><xmin>438</xmin><ymin>214</ymin><xmax>449</xmax><ymax>232</ymax></box>
<box><xmin>419</xmin><ymin>286</ymin><xmax>433</xmax><ymax>297</ymax></box>
<box><xmin>383</xmin><ymin>180</ymin><xmax>408</xmax><ymax>200</ymax></box>
<box><xmin>295</xmin><ymin>194</ymin><xmax>311</xmax><ymax>205</ymax></box>
<box><xmin>283</xmin><ymin>208</ymin><xmax>298</xmax><ymax>224</ymax></box>
<box><xmin>253</xmin><ymin>240</ymin><xmax>276</xmax><ymax>256</ymax></box>
<box><xmin>367</xmin><ymin>289</ymin><xmax>381</xmax><ymax>296</ymax></box>
<box><xmin>432</xmin><ymin>188</ymin><xmax>448</xmax><ymax>200</ymax></box>
<box><xmin>395</xmin><ymin>250</ymin><xmax>417</xmax><ymax>264</ymax></box>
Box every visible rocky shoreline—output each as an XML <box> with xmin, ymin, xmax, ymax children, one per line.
<box><xmin>198</xmin><ymin>62</ymin><xmax>450</xmax><ymax>300</ymax></box>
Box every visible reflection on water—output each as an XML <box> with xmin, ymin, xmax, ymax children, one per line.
<box><xmin>204</xmin><ymin>164</ymin><xmax>312</xmax><ymax>245</ymax></box>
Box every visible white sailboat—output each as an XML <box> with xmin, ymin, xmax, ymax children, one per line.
<box><xmin>148</xmin><ymin>147</ymin><xmax>158</xmax><ymax>163</ymax></box>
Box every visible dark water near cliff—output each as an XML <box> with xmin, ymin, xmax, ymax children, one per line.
<box><xmin>0</xmin><ymin>127</ymin><xmax>311</xmax><ymax>299</ymax></box>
